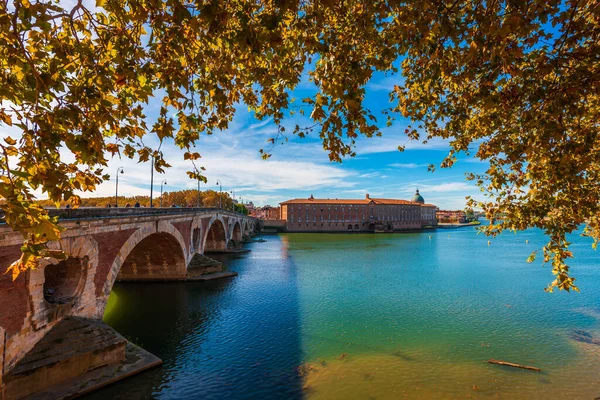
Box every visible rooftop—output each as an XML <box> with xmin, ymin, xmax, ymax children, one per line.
<box><xmin>280</xmin><ymin>194</ymin><xmax>435</xmax><ymax>207</ymax></box>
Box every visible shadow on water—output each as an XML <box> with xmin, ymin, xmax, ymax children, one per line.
<box><xmin>83</xmin><ymin>237</ymin><xmax>305</xmax><ymax>400</ymax></box>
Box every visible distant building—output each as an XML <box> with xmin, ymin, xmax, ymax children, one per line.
<box><xmin>263</xmin><ymin>206</ymin><xmax>280</xmax><ymax>220</ymax></box>
<box><xmin>252</xmin><ymin>205</ymin><xmax>281</xmax><ymax>220</ymax></box>
<box><xmin>280</xmin><ymin>190</ymin><xmax>437</xmax><ymax>232</ymax></box>
<box><xmin>436</xmin><ymin>210</ymin><xmax>467</xmax><ymax>223</ymax></box>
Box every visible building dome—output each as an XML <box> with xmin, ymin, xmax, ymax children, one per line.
<box><xmin>412</xmin><ymin>189</ymin><xmax>425</xmax><ymax>204</ymax></box>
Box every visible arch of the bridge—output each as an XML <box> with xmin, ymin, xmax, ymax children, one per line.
<box><xmin>99</xmin><ymin>221</ymin><xmax>187</xmax><ymax>315</ymax></box>
<box><xmin>203</xmin><ymin>216</ymin><xmax>228</xmax><ymax>253</ymax></box>
<box><xmin>117</xmin><ymin>232</ymin><xmax>186</xmax><ymax>280</ymax></box>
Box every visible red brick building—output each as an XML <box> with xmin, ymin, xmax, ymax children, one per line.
<box><xmin>252</xmin><ymin>205</ymin><xmax>281</xmax><ymax>220</ymax></box>
<box><xmin>280</xmin><ymin>190</ymin><xmax>437</xmax><ymax>232</ymax></box>
<box><xmin>436</xmin><ymin>210</ymin><xmax>467</xmax><ymax>223</ymax></box>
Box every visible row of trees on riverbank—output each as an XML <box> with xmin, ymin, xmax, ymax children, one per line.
<box><xmin>36</xmin><ymin>190</ymin><xmax>249</xmax><ymax>214</ymax></box>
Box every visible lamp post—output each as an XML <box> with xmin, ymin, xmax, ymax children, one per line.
<box><xmin>115</xmin><ymin>166</ymin><xmax>124</xmax><ymax>207</ymax></box>
<box><xmin>149</xmin><ymin>155</ymin><xmax>154</xmax><ymax>208</ymax></box>
<box><xmin>216</xmin><ymin>179</ymin><xmax>222</xmax><ymax>209</ymax></box>
<box><xmin>160</xmin><ymin>179</ymin><xmax>167</xmax><ymax>208</ymax></box>
<box><xmin>239</xmin><ymin>196</ymin><xmax>244</xmax><ymax>214</ymax></box>
<box><xmin>195</xmin><ymin>168</ymin><xmax>201</xmax><ymax>208</ymax></box>
<box><xmin>230</xmin><ymin>190</ymin><xmax>235</xmax><ymax>211</ymax></box>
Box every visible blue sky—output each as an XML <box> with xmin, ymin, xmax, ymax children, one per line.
<box><xmin>78</xmin><ymin>68</ymin><xmax>488</xmax><ymax>210</ymax></box>
<box><xmin>0</xmin><ymin>68</ymin><xmax>489</xmax><ymax>210</ymax></box>
<box><xmin>1</xmin><ymin>1</ymin><xmax>491</xmax><ymax>210</ymax></box>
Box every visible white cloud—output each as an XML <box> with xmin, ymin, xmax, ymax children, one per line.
<box><xmin>402</xmin><ymin>181</ymin><xmax>474</xmax><ymax>193</ymax></box>
<box><xmin>87</xmin><ymin>135</ymin><xmax>357</xmax><ymax>203</ymax></box>
<box><xmin>388</xmin><ymin>163</ymin><xmax>428</xmax><ymax>169</ymax></box>
<box><xmin>398</xmin><ymin>182</ymin><xmax>482</xmax><ymax>209</ymax></box>
<box><xmin>462</xmin><ymin>157</ymin><xmax>489</xmax><ymax>165</ymax></box>
<box><xmin>246</xmin><ymin>117</ymin><xmax>274</xmax><ymax>131</ymax></box>
<box><xmin>366</xmin><ymin>75</ymin><xmax>405</xmax><ymax>92</ymax></box>
<box><xmin>359</xmin><ymin>172</ymin><xmax>380</xmax><ymax>178</ymax></box>
<box><xmin>338</xmin><ymin>188</ymin><xmax>378</xmax><ymax>195</ymax></box>
<box><xmin>424</xmin><ymin>195</ymin><xmax>472</xmax><ymax>210</ymax></box>
<box><xmin>354</xmin><ymin>131</ymin><xmax>450</xmax><ymax>155</ymax></box>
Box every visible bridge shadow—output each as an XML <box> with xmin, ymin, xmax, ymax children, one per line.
<box><xmin>83</xmin><ymin>236</ymin><xmax>305</xmax><ymax>400</ymax></box>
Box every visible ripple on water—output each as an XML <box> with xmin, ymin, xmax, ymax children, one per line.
<box><xmin>89</xmin><ymin>230</ymin><xmax>600</xmax><ymax>399</ymax></box>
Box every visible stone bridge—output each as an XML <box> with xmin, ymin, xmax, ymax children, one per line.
<box><xmin>0</xmin><ymin>208</ymin><xmax>260</xmax><ymax>399</ymax></box>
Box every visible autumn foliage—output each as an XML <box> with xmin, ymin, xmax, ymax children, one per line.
<box><xmin>1</xmin><ymin>0</ymin><xmax>598</xmax><ymax>290</ymax></box>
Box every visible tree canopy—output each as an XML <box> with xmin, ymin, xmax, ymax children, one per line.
<box><xmin>1</xmin><ymin>0</ymin><xmax>598</xmax><ymax>291</ymax></box>
<box><xmin>35</xmin><ymin>188</ymin><xmax>236</xmax><ymax>208</ymax></box>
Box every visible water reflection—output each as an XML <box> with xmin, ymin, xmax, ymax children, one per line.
<box><xmin>86</xmin><ymin>228</ymin><xmax>600</xmax><ymax>399</ymax></box>
<box><xmin>85</xmin><ymin>237</ymin><xmax>304</xmax><ymax>399</ymax></box>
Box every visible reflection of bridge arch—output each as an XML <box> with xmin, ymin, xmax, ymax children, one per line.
<box><xmin>203</xmin><ymin>218</ymin><xmax>227</xmax><ymax>253</ymax></box>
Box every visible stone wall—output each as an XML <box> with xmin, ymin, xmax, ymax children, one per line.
<box><xmin>1</xmin><ymin>325</ymin><xmax>5</xmax><ymax>387</ymax></box>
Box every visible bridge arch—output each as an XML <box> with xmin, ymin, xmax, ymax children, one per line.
<box><xmin>116</xmin><ymin>232</ymin><xmax>186</xmax><ymax>281</ymax></box>
<box><xmin>100</xmin><ymin>221</ymin><xmax>187</xmax><ymax>315</ymax></box>
<box><xmin>203</xmin><ymin>217</ymin><xmax>227</xmax><ymax>253</ymax></box>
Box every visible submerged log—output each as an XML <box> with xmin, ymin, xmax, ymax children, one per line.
<box><xmin>487</xmin><ymin>359</ymin><xmax>541</xmax><ymax>372</ymax></box>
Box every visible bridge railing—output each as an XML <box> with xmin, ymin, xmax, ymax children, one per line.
<box><xmin>0</xmin><ymin>207</ymin><xmax>258</xmax><ymax>225</ymax></box>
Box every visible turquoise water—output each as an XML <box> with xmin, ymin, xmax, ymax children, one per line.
<box><xmin>88</xmin><ymin>226</ymin><xmax>600</xmax><ymax>399</ymax></box>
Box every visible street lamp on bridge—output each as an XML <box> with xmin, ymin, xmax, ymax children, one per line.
<box><xmin>216</xmin><ymin>179</ymin><xmax>222</xmax><ymax>209</ymax></box>
<box><xmin>160</xmin><ymin>179</ymin><xmax>167</xmax><ymax>208</ymax></box>
<box><xmin>194</xmin><ymin>168</ymin><xmax>201</xmax><ymax>208</ymax></box>
<box><xmin>114</xmin><ymin>167</ymin><xmax>124</xmax><ymax>207</ymax></box>
<box><xmin>230</xmin><ymin>190</ymin><xmax>235</xmax><ymax>211</ymax></box>
<box><xmin>150</xmin><ymin>155</ymin><xmax>154</xmax><ymax>208</ymax></box>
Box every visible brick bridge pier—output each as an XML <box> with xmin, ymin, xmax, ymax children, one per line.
<box><xmin>0</xmin><ymin>208</ymin><xmax>260</xmax><ymax>399</ymax></box>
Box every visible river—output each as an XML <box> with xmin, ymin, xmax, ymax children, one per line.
<box><xmin>87</xmin><ymin>226</ymin><xmax>600</xmax><ymax>399</ymax></box>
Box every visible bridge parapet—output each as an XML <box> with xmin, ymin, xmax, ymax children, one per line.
<box><xmin>2</xmin><ymin>206</ymin><xmax>257</xmax><ymax>220</ymax></box>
